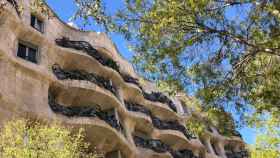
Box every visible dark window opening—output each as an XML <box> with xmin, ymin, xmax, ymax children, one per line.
<box><xmin>31</xmin><ymin>15</ymin><xmax>36</xmax><ymax>27</ymax></box>
<box><xmin>28</xmin><ymin>47</ymin><xmax>37</xmax><ymax>63</ymax></box>
<box><xmin>17</xmin><ymin>42</ymin><xmax>38</xmax><ymax>64</ymax></box>
<box><xmin>30</xmin><ymin>15</ymin><xmax>44</xmax><ymax>33</ymax></box>
<box><xmin>17</xmin><ymin>43</ymin><xmax>27</xmax><ymax>59</ymax></box>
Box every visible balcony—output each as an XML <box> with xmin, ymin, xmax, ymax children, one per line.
<box><xmin>7</xmin><ymin>0</ymin><xmax>20</xmax><ymax>15</ymax></box>
<box><xmin>52</xmin><ymin>64</ymin><xmax>118</xmax><ymax>97</ymax></box>
<box><xmin>48</xmin><ymin>92</ymin><xmax>123</xmax><ymax>132</ymax></box>
<box><xmin>170</xmin><ymin>149</ymin><xmax>198</xmax><ymax>158</ymax></box>
<box><xmin>55</xmin><ymin>37</ymin><xmax>120</xmax><ymax>72</ymax></box>
<box><xmin>217</xmin><ymin>127</ymin><xmax>242</xmax><ymax>138</ymax></box>
<box><xmin>125</xmin><ymin>101</ymin><xmax>151</xmax><ymax>116</ymax></box>
<box><xmin>55</xmin><ymin>38</ymin><xmax>146</xmax><ymax>89</ymax></box>
<box><xmin>226</xmin><ymin>150</ymin><xmax>249</xmax><ymax>158</ymax></box>
<box><xmin>151</xmin><ymin>116</ymin><xmax>194</xmax><ymax>139</ymax></box>
<box><xmin>231</xmin><ymin>130</ymin><xmax>242</xmax><ymax>138</ymax></box>
<box><xmin>134</xmin><ymin>136</ymin><xmax>198</xmax><ymax>158</ymax></box>
<box><xmin>120</xmin><ymin>73</ymin><xmax>142</xmax><ymax>89</ymax></box>
<box><xmin>125</xmin><ymin>101</ymin><xmax>194</xmax><ymax>140</ymax></box>
<box><xmin>142</xmin><ymin>91</ymin><xmax>177</xmax><ymax>112</ymax></box>
<box><xmin>134</xmin><ymin>136</ymin><xmax>170</xmax><ymax>153</ymax></box>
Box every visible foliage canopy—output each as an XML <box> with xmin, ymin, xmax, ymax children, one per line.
<box><xmin>250</xmin><ymin>116</ymin><xmax>280</xmax><ymax>158</ymax></box>
<box><xmin>73</xmin><ymin>0</ymin><xmax>280</xmax><ymax>130</ymax></box>
<box><xmin>0</xmin><ymin>119</ymin><xmax>99</xmax><ymax>158</ymax></box>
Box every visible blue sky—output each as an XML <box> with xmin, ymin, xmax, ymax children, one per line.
<box><xmin>45</xmin><ymin>0</ymin><xmax>256</xmax><ymax>144</ymax></box>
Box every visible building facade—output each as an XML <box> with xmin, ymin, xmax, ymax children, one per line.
<box><xmin>0</xmin><ymin>0</ymin><xmax>248</xmax><ymax>158</ymax></box>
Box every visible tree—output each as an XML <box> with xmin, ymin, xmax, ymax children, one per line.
<box><xmin>0</xmin><ymin>119</ymin><xmax>100</xmax><ymax>158</ymax></box>
<box><xmin>73</xmin><ymin>0</ymin><xmax>280</xmax><ymax>131</ymax></box>
<box><xmin>250</xmin><ymin>116</ymin><xmax>280</xmax><ymax>158</ymax></box>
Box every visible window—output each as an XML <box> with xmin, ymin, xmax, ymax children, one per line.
<box><xmin>31</xmin><ymin>14</ymin><xmax>44</xmax><ymax>33</ymax></box>
<box><xmin>17</xmin><ymin>42</ymin><xmax>38</xmax><ymax>63</ymax></box>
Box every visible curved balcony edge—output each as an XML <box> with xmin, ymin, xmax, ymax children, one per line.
<box><xmin>0</xmin><ymin>9</ymin><xmax>182</xmax><ymax>122</ymax></box>
<box><xmin>136</xmin><ymin>147</ymin><xmax>173</xmax><ymax>158</ymax></box>
<box><xmin>51</xmin><ymin>113</ymin><xmax>135</xmax><ymax>158</ymax></box>
<box><xmin>53</xmin><ymin>46</ymin><xmax>181</xmax><ymax>120</ymax></box>
<box><xmin>133</xmin><ymin>136</ymin><xmax>200</xmax><ymax>158</ymax></box>
<box><xmin>51</xmin><ymin>79</ymin><xmax>125</xmax><ymax>113</ymax></box>
<box><xmin>127</xmin><ymin>110</ymin><xmax>206</xmax><ymax>157</ymax></box>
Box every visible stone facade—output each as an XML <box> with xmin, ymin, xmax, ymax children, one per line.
<box><xmin>0</xmin><ymin>1</ymin><xmax>247</xmax><ymax>158</ymax></box>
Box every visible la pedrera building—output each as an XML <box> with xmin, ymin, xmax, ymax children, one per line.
<box><xmin>0</xmin><ymin>1</ymin><xmax>248</xmax><ymax>158</ymax></box>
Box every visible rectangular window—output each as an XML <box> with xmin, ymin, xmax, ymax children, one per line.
<box><xmin>28</xmin><ymin>47</ymin><xmax>37</xmax><ymax>63</ymax></box>
<box><xmin>17</xmin><ymin>43</ymin><xmax>27</xmax><ymax>59</ymax></box>
<box><xmin>30</xmin><ymin>15</ymin><xmax>44</xmax><ymax>33</ymax></box>
<box><xmin>17</xmin><ymin>42</ymin><xmax>38</xmax><ymax>64</ymax></box>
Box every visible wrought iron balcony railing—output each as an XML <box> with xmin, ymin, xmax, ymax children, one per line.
<box><xmin>55</xmin><ymin>37</ymin><xmax>120</xmax><ymax>72</ymax></box>
<box><xmin>151</xmin><ymin>116</ymin><xmax>194</xmax><ymax>139</ymax></box>
<box><xmin>171</xmin><ymin>149</ymin><xmax>198</xmax><ymax>158</ymax></box>
<box><xmin>142</xmin><ymin>91</ymin><xmax>177</xmax><ymax>112</ymax></box>
<box><xmin>134</xmin><ymin>136</ymin><xmax>198</xmax><ymax>158</ymax></box>
<box><xmin>120</xmin><ymin>73</ymin><xmax>142</xmax><ymax>89</ymax></box>
<box><xmin>52</xmin><ymin>64</ymin><xmax>118</xmax><ymax>98</ymax></box>
<box><xmin>226</xmin><ymin>150</ymin><xmax>249</xmax><ymax>158</ymax></box>
<box><xmin>232</xmin><ymin>130</ymin><xmax>242</xmax><ymax>138</ymax></box>
<box><xmin>124</xmin><ymin>101</ymin><xmax>152</xmax><ymax>116</ymax></box>
<box><xmin>48</xmin><ymin>92</ymin><xmax>123</xmax><ymax>132</ymax></box>
<box><xmin>55</xmin><ymin>38</ymin><xmax>145</xmax><ymax>89</ymax></box>
<box><xmin>7</xmin><ymin>0</ymin><xmax>20</xmax><ymax>15</ymax></box>
<box><xmin>134</xmin><ymin>136</ymin><xmax>170</xmax><ymax>153</ymax></box>
<box><xmin>218</xmin><ymin>128</ymin><xmax>243</xmax><ymax>138</ymax></box>
<box><xmin>125</xmin><ymin>101</ymin><xmax>194</xmax><ymax>139</ymax></box>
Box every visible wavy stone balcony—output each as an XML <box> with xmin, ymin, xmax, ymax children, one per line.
<box><xmin>55</xmin><ymin>38</ymin><xmax>178</xmax><ymax>114</ymax></box>
<box><xmin>225</xmin><ymin>130</ymin><xmax>242</xmax><ymax>138</ymax></box>
<box><xmin>134</xmin><ymin>136</ymin><xmax>170</xmax><ymax>153</ymax></box>
<box><xmin>226</xmin><ymin>150</ymin><xmax>249</xmax><ymax>158</ymax></box>
<box><xmin>125</xmin><ymin>101</ymin><xmax>193</xmax><ymax>139</ymax></box>
<box><xmin>134</xmin><ymin>136</ymin><xmax>198</xmax><ymax>158</ymax></box>
<box><xmin>7</xmin><ymin>0</ymin><xmax>20</xmax><ymax>15</ymax></box>
<box><xmin>151</xmin><ymin>116</ymin><xmax>194</xmax><ymax>140</ymax></box>
<box><xmin>52</xmin><ymin>64</ymin><xmax>118</xmax><ymax>98</ymax></box>
<box><xmin>120</xmin><ymin>73</ymin><xmax>142</xmax><ymax>90</ymax></box>
<box><xmin>48</xmin><ymin>92</ymin><xmax>123</xmax><ymax>132</ymax></box>
<box><xmin>55</xmin><ymin>37</ymin><xmax>142</xmax><ymax>90</ymax></box>
<box><xmin>142</xmin><ymin>91</ymin><xmax>177</xmax><ymax>112</ymax></box>
<box><xmin>171</xmin><ymin>149</ymin><xmax>200</xmax><ymax>158</ymax></box>
<box><xmin>125</xmin><ymin>101</ymin><xmax>152</xmax><ymax>116</ymax></box>
<box><xmin>55</xmin><ymin>37</ymin><xmax>120</xmax><ymax>72</ymax></box>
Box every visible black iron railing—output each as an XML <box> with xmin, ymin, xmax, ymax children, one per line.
<box><xmin>55</xmin><ymin>38</ymin><xmax>144</xmax><ymax>89</ymax></box>
<box><xmin>124</xmin><ymin>101</ymin><xmax>151</xmax><ymax>116</ymax></box>
<box><xmin>120</xmin><ymin>73</ymin><xmax>142</xmax><ymax>89</ymax></box>
<box><xmin>232</xmin><ymin>130</ymin><xmax>242</xmax><ymax>138</ymax></box>
<box><xmin>52</xmin><ymin>64</ymin><xmax>118</xmax><ymax>97</ymax></box>
<box><xmin>48</xmin><ymin>92</ymin><xmax>123</xmax><ymax>132</ymax></box>
<box><xmin>171</xmin><ymin>149</ymin><xmax>198</xmax><ymax>158</ymax></box>
<box><xmin>134</xmin><ymin>136</ymin><xmax>170</xmax><ymax>153</ymax></box>
<box><xmin>55</xmin><ymin>37</ymin><xmax>120</xmax><ymax>72</ymax></box>
<box><xmin>125</xmin><ymin>101</ymin><xmax>194</xmax><ymax>139</ymax></box>
<box><xmin>55</xmin><ymin>38</ymin><xmax>179</xmax><ymax>114</ymax></box>
<box><xmin>218</xmin><ymin>128</ymin><xmax>243</xmax><ymax>138</ymax></box>
<box><xmin>151</xmin><ymin>116</ymin><xmax>194</xmax><ymax>139</ymax></box>
<box><xmin>55</xmin><ymin>37</ymin><xmax>180</xmax><ymax>112</ymax></box>
<box><xmin>226</xmin><ymin>150</ymin><xmax>249</xmax><ymax>158</ymax></box>
<box><xmin>7</xmin><ymin>0</ymin><xmax>20</xmax><ymax>15</ymax></box>
<box><xmin>134</xmin><ymin>136</ymin><xmax>198</xmax><ymax>158</ymax></box>
<box><xmin>142</xmin><ymin>91</ymin><xmax>177</xmax><ymax>112</ymax></box>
